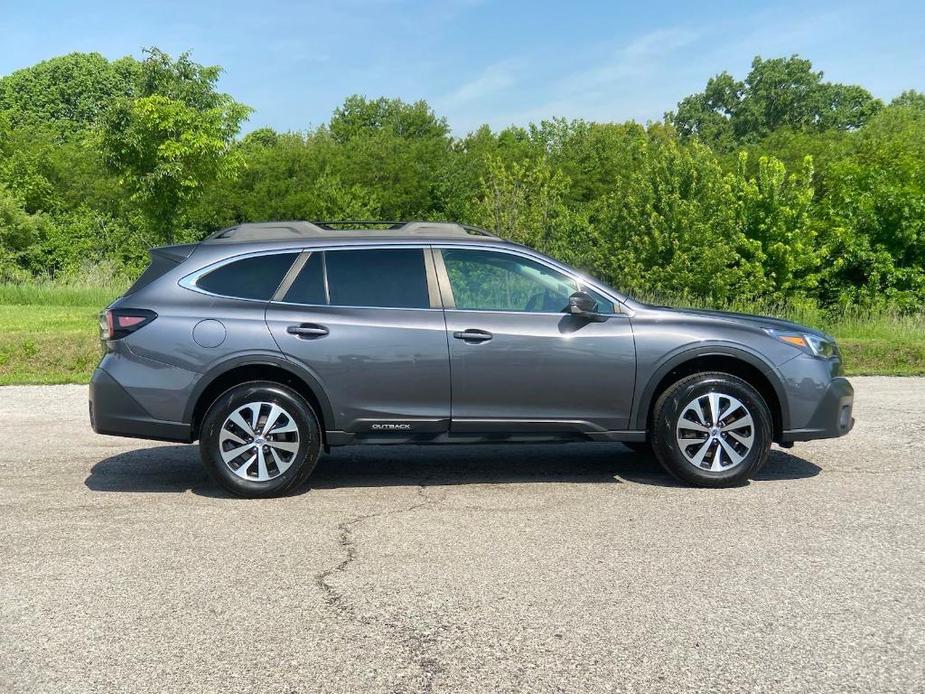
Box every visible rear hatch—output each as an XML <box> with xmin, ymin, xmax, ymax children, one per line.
<box><xmin>99</xmin><ymin>243</ymin><xmax>198</xmax><ymax>348</ymax></box>
<box><xmin>122</xmin><ymin>243</ymin><xmax>198</xmax><ymax>297</ymax></box>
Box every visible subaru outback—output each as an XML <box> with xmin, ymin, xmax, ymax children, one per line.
<box><xmin>90</xmin><ymin>221</ymin><xmax>854</xmax><ymax>497</ymax></box>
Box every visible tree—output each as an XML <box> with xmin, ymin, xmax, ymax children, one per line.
<box><xmin>1</xmin><ymin>47</ymin><xmax>924</xmax><ymax>313</ymax></box>
<box><xmin>0</xmin><ymin>186</ymin><xmax>46</xmax><ymax>281</ymax></box>
<box><xmin>583</xmin><ymin>126</ymin><xmax>770</xmax><ymax>302</ymax></box>
<box><xmin>729</xmin><ymin>153</ymin><xmax>818</xmax><ymax>296</ymax></box>
<box><xmin>329</xmin><ymin>95</ymin><xmax>449</xmax><ymax>143</ymax></box>
<box><xmin>101</xmin><ymin>48</ymin><xmax>251</xmax><ymax>243</ymax></box>
<box><xmin>817</xmin><ymin>105</ymin><xmax>925</xmax><ymax>309</ymax></box>
<box><xmin>670</xmin><ymin>72</ymin><xmax>742</xmax><ymax>150</ymax></box>
<box><xmin>324</xmin><ymin>96</ymin><xmax>453</xmax><ymax>219</ymax></box>
<box><xmin>471</xmin><ymin>155</ymin><xmax>571</xmax><ymax>251</ymax></box>
<box><xmin>669</xmin><ymin>56</ymin><xmax>882</xmax><ymax>149</ymax></box>
<box><xmin>439</xmin><ymin>123</ymin><xmax>539</xmax><ymax>221</ymax></box>
<box><xmin>0</xmin><ymin>52</ymin><xmax>139</xmax><ymax>134</ymax></box>
<box><xmin>891</xmin><ymin>90</ymin><xmax>925</xmax><ymax>110</ymax></box>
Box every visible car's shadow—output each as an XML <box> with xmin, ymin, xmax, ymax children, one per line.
<box><xmin>85</xmin><ymin>443</ymin><xmax>822</xmax><ymax>498</ymax></box>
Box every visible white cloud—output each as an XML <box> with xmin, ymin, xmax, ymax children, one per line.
<box><xmin>565</xmin><ymin>27</ymin><xmax>700</xmax><ymax>92</ymax></box>
<box><xmin>624</xmin><ymin>26</ymin><xmax>701</xmax><ymax>58</ymax></box>
<box><xmin>440</xmin><ymin>59</ymin><xmax>522</xmax><ymax>106</ymax></box>
<box><xmin>454</xmin><ymin>26</ymin><xmax>700</xmax><ymax>133</ymax></box>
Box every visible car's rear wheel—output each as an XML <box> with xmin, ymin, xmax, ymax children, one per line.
<box><xmin>651</xmin><ymin>372</ymin><xmax>772</xmax><ymax>487</ymax></box>
<box><xmin>199</xmin><ymin>381</ymin><xmax>321</xmax><ymax>497</ymax></box>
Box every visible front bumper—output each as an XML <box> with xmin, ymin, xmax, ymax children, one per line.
<box><xmin>780</xmin><ymin>376</ymin><xmax>854</xmax><ymax>442</ymax></box>
<box><xmin>90</xmin><ymin>367</ymin><xmax>192</xmax><ymax>443</ymax></box>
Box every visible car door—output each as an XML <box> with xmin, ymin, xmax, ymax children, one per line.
<box><xmin>435</xmin><ymin>246</ymin><xmax>636</xmax><ymax>434</ymax></box>
<box><xmin>265</xmin><ymin>245</ymin><xmax>451</xmax><ymax>436</ymax></box>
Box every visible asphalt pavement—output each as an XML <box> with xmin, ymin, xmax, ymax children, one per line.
<box><xmin>1</xmin><ymin>377</ymin><xmax>922</xmax><ymax>693</ymax></box>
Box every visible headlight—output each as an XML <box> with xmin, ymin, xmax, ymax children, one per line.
<box><xmin>765</xmin><ymin>329</ymin><xmax>837</xmax><ymax>358</ymax></box>
<box><xmin>804</xmin><ymin>334</ymin><xmax>837</xmax><ymax>358</ymax></box>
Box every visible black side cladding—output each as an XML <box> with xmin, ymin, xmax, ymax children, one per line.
<box><xmin>124</xmin><ymin>244</ymin><xmax>197</xmax><ymax>295</ymax></box>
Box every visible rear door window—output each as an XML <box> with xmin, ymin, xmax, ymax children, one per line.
<box><xmin>284</xmin><ymin>248</ymin><xmax>430</xmax><ymax>309</ymax></box>
<box><xmin>282</xmin><ymin>252</ymin><xmax>326</xmax><ymax>305</ymax></box>
<box><xmin>197</xmin><ymin>252</ymin><xmax>298</xmax><ymax>300</ymax></box>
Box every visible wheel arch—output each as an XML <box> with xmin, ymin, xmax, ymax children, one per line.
<box><xmin>633</xmin><ymin>346</ymin><xmax>788</xmax><ymax>440</ymax></box>
<box><xmin>186</xmin><ymin>354</ymin><xmax>335</xmax><ymax>443</ymax></box>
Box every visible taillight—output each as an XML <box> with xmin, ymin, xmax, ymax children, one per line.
<box><xmin>100</xmin><ymin>309</ymin><xmax>157</xmax><ymax>341</ymax></box>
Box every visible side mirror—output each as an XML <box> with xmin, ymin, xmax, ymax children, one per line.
<box><xmin>567</xmin><ymin>291</ymin><xmax>599</xmax><ymax>316</ymax></box>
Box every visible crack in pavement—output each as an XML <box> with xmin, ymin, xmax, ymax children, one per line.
<box><xmin>314</xmin><ymin>482</ymin><xmax>435</xmax><ymax>615</ymax></box>
<box><xmin>313</xmin><ymin>479</ymin><xmax>446</xmax><ymax>691</ymax></box>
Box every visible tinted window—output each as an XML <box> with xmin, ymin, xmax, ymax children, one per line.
<box><xmin>442</xmin><ymin>249</ymin><xmax>614</xmax><ymax>314</ymax></box>
<box><xmin>197</xmin><ymin>252</ymin><xmax>297</xmax><ymax>300</ymax></box>
<box><xmin>283</xmin><ymin>252</ymin><xmax>326</xmax><ymax>305</ymax></box>
<box><xmin>126</xmin><ymin>255</ymin><xmax>178</xmax><ymax>295</ymax></box>
<box><xmin>325</xmin><ymin>249</ymin><xmax>430</xmax><ymax>309</ymax></box>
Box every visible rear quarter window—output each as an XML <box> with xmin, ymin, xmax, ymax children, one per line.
<box><xmin>196</xmin><ymin>252</ymin><xmax>298</xmax><ymax>300</ymax></box>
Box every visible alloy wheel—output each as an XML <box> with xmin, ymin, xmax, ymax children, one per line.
<box><xmin>219</xmin><ymin>401</ymin><xmax>301</xmax><ymax>481</ymax></box>
<box><xmin>675</xmin><ymin>391</ymin><xmax>755</xmax><ymax>472</ymax></box>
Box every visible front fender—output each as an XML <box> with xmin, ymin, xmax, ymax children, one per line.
<box><xmin>630</xmin><ymin>342</ymin><xmax>789</xmax><ymax>432</ymax></box>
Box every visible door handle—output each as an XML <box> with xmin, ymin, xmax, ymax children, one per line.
<box><xmin>453</xmin><ymin>329</ymin><xmax>493</xmax><ymax>343</ymax></box>
<box><xmin>287</xmin><ymin>323</ymin><xmax>329</xmax><ymax>338</ymax></box>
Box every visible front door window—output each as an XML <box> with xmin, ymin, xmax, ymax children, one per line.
<box><xmin>441</xmin><ymin>249</ymin><xmax>613</xmax><ymax>314</ymax></box>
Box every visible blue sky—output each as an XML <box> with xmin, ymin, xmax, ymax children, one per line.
<box><xmin>1</xmin><ymin>0</ymin><xmax>923</xmax><ymax>135</ymax></box>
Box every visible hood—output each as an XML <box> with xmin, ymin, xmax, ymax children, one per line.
<box><xmin>650</xmin><ymin>306</ymin><xmax>831</xmax><ymax>339</ymax></box>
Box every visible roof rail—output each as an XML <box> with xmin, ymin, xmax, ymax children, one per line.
<box><xmin>394</xmin><ymin>221</ymin><xmax>498</xmax><ymax>238</ymax></box>
<box><xmin>459</xmin><ymin>224</ymin><xmax>499</xmax><ymax>239</ymax></box>
<box><xmin>208</xmin><ymin>221</ymin><xmax>327</xmax><ymax>241</ymax></box>
<box><xmin>314</xmin><ymin>220</ymin><xmax>406</xmax><ymax>230</ymax></box>
<box><xmin>313</xmin><ymin>220</ymin><xmax>498</xmax><ymax>238</ymax></box>
<box><xmin>205</xmin><ymin>220</ymin><xmax>500</xmax><ymax>243</ymax></box>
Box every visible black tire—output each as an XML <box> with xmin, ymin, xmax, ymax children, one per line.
<box><xmin>199</xmin><ymin>380</ymin><xmax>321</xmax><ymax>498</ymax></box>
<box><xmin>651</xmin><ymin>372</ymin><xmax>772</xmax><ymax>488</ymax></box>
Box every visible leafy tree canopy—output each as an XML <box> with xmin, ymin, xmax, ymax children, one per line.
<box><xmin>100</xmin><ymin>48</ymin><xmax>251</xmax><ymax>242</ymax></box>
<box><xmin>0</xmin><ymin>50</ymin><xmax>922</xmax><ymax>312</ymax></box>
<box><xmin>0</xmin><ymin>52</ymin><xmax>139</xmax><ymax>134</ymax></box>
<box><xmin>891</xmin><ymin>90</ymin><xmax>925</xmax><ymax>110</ymax></box>
<box><xmin>669</xmin><ymin>56</ymin><xmax>882</xmax><ymax>149</ymax></box>
<box><xmin>330</xmin><ymin>95</ymin><xmax>449</xmax><ymax>142</ymax></box>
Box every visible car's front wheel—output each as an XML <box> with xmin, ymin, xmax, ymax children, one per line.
<box><xmin>651</xmin><ymin>372</ymin><xmax>772</xmax><ymax>487</ymax></box>
<box><xmin>199</xmin><ymin>381</ymin><xmax>321</xmax><ymax>497</ymax></box>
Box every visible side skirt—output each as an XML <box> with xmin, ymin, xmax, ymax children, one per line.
<box><xmin>325</xmin><ymin>429</ymin><xmax>647</xmax><ymax>446</ymax></box>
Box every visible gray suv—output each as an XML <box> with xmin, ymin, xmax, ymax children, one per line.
<box><xmin>90</xmin><ymin>221</ymin><xmax>854</xmax><ymax>497</ymax></box>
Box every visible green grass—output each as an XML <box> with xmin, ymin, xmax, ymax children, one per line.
<box><xmin>0</xmin><ymin>305</ymin><xmax>106</xmax><ymax>384</ymax></box>
<box><xmin>0</xmin><ymin>282</ymin><xmax>124</xmax><ymax>307</ymax></box>
<box><xmin>0</xmin><ymin>282</ymin><xmax>124</xmax><ymax>385</ymax></box>
<box><xmin>0</xmin><ymin>283</ymin><xmax>921</xmax><ymax>385</ymax></box>
<box><xmin>836</xmin><ymin>339</ymin><xmax>925</xmax><ymax>376</ymax></box>
<box><xmin>817</xmin><ymin>308</ymin><xmax>925</xmax><ymax>375</ymax></box>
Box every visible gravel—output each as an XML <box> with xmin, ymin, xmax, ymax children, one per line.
<box><xmin>0</xmin><ymin>377</ymin><xmax>922</xmax><ymax>693</ymax></box>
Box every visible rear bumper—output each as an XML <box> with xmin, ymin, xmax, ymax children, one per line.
<box><xmin>780</xmin><ymin>376</ymin><xmax>854</xmax><ymax>443</ymax></box>
<box><xmin>89</xmin><ymin>367</ymin><xmax>192</xmax><ymax>443</ymax></box>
